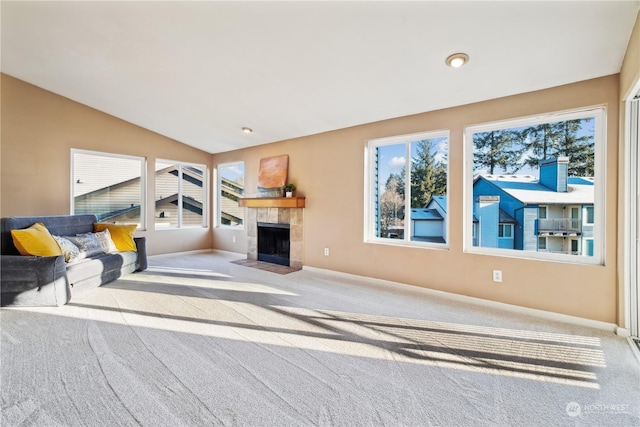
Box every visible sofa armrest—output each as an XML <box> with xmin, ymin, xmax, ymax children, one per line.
<box><xmin>0</xmin><ymin>255</ymin><xmax>70</xmax><ymax>306</ymax></box>
<box><xmin>134</xmin><ymin>237</ymin><xmax>148</xmax><ymax>271</ymax></box>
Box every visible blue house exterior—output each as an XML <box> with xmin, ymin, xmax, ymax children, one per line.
<box><xmin>472</xmin><ymin>157</ymin><xmax>595</xmax><ymax>256</ymax></box>
<box><xmin>410</xmin><ymin>158</ymin><xmax>594</xmax><ymax>255</ymax></box>
<box><xmin>407</xmin><ymin>196</ymin><xmax>448</xmax><ymax>243</ymax></box>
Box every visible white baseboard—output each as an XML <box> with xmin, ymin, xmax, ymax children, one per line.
<box><xmin>149</xmin><ymin>249</ymin><xmax>213</xmax><ymax>258</ymax></box>
<box><xmin>210</xmin><ymin>249</ymin><xmax>245</xmax><ymax>257</ymax></box>
<box><xmin>617</xmin><ymin>327</ymin><xmax>631</xmax><ymax>337</ymax></box>
<box><xmin>150</xmin><ymin>248</ymin><xmax>246</xmax><ymax>260</ymax></box>
<box><xmin>302</xmin><ymin>265</ymin><xmax>618</xmax><ymax>333</ymax></box>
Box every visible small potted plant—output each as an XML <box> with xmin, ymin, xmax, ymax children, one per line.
<box><xmin>284</xmin><ymin>183</ymin><xmax>296</xmax><ymax>198</ymax></box>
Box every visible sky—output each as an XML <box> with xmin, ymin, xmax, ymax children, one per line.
<box><xmin>376</xmin><ymin>136</ymin><xmax>447</xmax><ymax>193</ymax></box>
<box><xmin>220</xmin><ymin>163</ymin><xmax>245</xmax><ymax>184</ymax></box>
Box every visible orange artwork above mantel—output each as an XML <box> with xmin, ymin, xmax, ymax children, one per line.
<box><xmin>238</xmin><ymin>197</ymin><xmax>305</xmax><ymax>209</ymax></box>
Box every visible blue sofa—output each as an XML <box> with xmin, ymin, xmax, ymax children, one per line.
<box><xmin>1</xmin><ymin>214</ymin><xmax>147</xmax><ymax>307</ymax></box>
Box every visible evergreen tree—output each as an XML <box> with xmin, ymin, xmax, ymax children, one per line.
<box><xmin>410</xmin><ymin>139</ymin><xmax>447</xmax><ymax>208</ymax></box>
<box><xmin>555</xmin><ymin>118</ymin><xmax>594</xmax><ymax>176</ymax></box>
<box><xmin>521</xmin><ymin>123</ymin><xmax>564</xmax><ymax>170</ymax></box>
<box><xmin>473</xmin><ymin>130</ymin><xmax>523</xmax><ymax>174</ymax></box>
<box><xmin>434</xmin><ymin>148</ymin><xmax>448</xmax><ymax>199</ymax></box>
<box><xmin>521</xmin><ymin>118</ymin><xmax>594</xmax><ymax>175</ymax></box>
<box><xmin>433</xmin><ymin>161</ymin><xmax>447</xmax><ymax>201</ymax></box>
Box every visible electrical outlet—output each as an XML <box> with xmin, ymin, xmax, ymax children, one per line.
<box><xmin>232</xmin><ymin>235</ymin><xmax>236</xmax><ymax>243</ymax></box>
<box><xmin>493</xmin><ymin>270</ymin><xmax>503</xmax><ymax>283</ymax></box>
<box><xmin>324</xmin><ymin>248</ymin><xmax>329</xmax><ymax>256</ymax></box>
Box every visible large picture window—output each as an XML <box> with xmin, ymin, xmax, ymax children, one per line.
<box><xmin>366</xmin><ymin>131</ymin><xmax>449</xmax><ymax>246</ymax></box>
<box><xmin>465</xmin><ymin>107</ymin><xmax>605</xmax><ymax>264</ymax></box>
<box><xmin>218</xmin><ymin>162</ymin><xmax>245</xmax><ymax>227</ymax></box>
<box><xmin>72</xmin><ymin>150</ymin><xmax>145</xmax><ymax>228</ymax></box>
<box><xmin>155</xmin><ymin>160</ymin><xmax>207</xmax><ymax>229</ymax></box>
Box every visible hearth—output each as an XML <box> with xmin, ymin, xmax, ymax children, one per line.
<box><xmin>257</xmin><ymin>222</ymin><xmax>290</xmax><ymax>266</ymax></box>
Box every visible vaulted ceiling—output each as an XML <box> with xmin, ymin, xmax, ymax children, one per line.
<box><xmin>2</xmin><ymin>1</ymin><xmax>638</xmax><ymax>154</ymax></box>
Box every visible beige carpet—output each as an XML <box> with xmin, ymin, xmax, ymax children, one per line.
<box><xmin>2</xmin><ymin>251</ymin><xmax>639</xmax><ymax>426</ymax></box>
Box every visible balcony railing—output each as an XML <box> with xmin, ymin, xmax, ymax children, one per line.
<box><xmin>538</xmin><ymin>249</ymin><xmax>581</xmax><ymax>255</ymax></box>
<box><xmin>537</xmin><ymin>218</ymin><xmax>581</xmax><ymax>234</ymax></box>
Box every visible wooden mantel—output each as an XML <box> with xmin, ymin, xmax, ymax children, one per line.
<box><xmin>238</xmin><ymin>197</ymin><xmax>305</xmax><ymax>208</ymax></box>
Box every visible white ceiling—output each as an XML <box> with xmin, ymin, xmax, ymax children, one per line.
<box><xmin>2</xmin><ymin>1</ymin><xmax>639</xmax><ymax>154</ymax></box>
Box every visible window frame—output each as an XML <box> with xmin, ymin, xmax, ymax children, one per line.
<box><xmin>463</xmin><ymin>106</ymin><xmax>606</xmax><ymax>265</ymax></box>
<box><xmin>364</xmin><ymin>130</ymin><xmax>450</xmax><ymax>249</ymax></box>
<box><xmin>217</xmin><ymin>161</ymin><xmax>245</xmax><ymax>229</ymax></box>
<box><xmin>498</xmin><ymin>224</ymin><xmax>513</xmax><ymax>238</ymax></box>
<box><xmin>71</xmin><ymin>149</ymin><xmax>147</xmax><ymax>230</ymax></box>
<box><xmin>155</xmin><ymin>159</ymin><xmax>208</xmax><ymax>230</ymax></box>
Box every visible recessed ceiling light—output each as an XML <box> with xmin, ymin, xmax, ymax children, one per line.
<box><xmin>445</xmin><ymin>53</ymin><xmax>469</xmax><ymax>68</ymax></box>
<box><xmin>242</xmin><ymin>127</ymin><xmax>253</xmax><ymax>134</ymax></box>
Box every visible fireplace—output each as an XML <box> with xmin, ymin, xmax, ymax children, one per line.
<box><xmin>257</xmin><ymin>222</ymin><xmax>290</xmax><ymax>266</ymax></box>
<box><xmin>246</xmin><ymin>207</ymin><xmax>303</xmax><ymax>270</ymax></box>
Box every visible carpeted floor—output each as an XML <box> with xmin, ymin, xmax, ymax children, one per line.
<box><xmin>2</xmin><ymin>251</ymin><xmax>639</xmax><ymax>426</ymax></box>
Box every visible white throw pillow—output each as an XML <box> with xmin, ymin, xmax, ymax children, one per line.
<box><xmin>52</xmin><ymin>235</ymin><xmax>85</xmax><ymax>263</ymax></box>
<box><xmin>92</xmin><ymin>229</ymin><xmax>118</xmax><ymax>253</ymax></box>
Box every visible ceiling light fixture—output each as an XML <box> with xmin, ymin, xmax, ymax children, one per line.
<box><xmin>445</xmin><ymin>53</ymin><xmax>469</xmax><ymax>68</ymax></box>
<box><xmin>242</xmin><ymin>127</ymin><xmax>253</xmax><ymax>134</ymax></box>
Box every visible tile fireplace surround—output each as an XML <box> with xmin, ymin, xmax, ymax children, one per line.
<box><xmin>246</xmin><ymin>206</ymin><xmax>304</xmax><ymax>269</ymax></box>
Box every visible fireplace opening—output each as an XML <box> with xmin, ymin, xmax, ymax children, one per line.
<box><xmin>257</xmin><ymin>222</ymin><xmax>290</xmax><ymax>266</ymax></box>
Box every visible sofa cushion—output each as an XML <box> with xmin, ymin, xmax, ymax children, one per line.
<box><xmin>10</xmin><ymin>223</ymin><xmax>63</xmax><ymax>257</ymax></box>
<box><xmin>94</xmin><ymin>223</ymin><xmax>137</xmax><ymax>252</ymax></box>
<box><xmin>65</xmin><ymin>251</ymin><xmax>137</xmax><ymax>285</ymax></box>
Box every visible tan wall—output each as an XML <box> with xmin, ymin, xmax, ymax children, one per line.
<box><xmin>0</xmin><ymin>74</ymin><xmax>213</xmax><ymax>255</ymax></box>
<box><xmin>213</xmin><ymin>75</ymin><xmax>620</xmax><ymax>323</ymax></box>
<box><xmin>618</xmin><ymin>10</ymin><xmax>640</xmax><ymax>327</ymax></box>
<box><xmin>621</xmin><ymin>10</ymin><xmax>640</xmax><ymax>100</ymax></box>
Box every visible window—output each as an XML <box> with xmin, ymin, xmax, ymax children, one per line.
<box><xmin>538</xmin><ymin>206</ymin><xmax>547</xmax><ymax>219</ymax></box>
<box><xmin>218</xmin><ymin>162</ymin><xmax>245</xmax><ymax>227</ymax></box>
<box><xmin>538</xmin><ymin>236</ymin><xmax>547</xmax><ymax>250</ymax></box>
<box><xmin>498</xmin><ymin>224</ymin><xmax>513</xmax><ymax>238</ymax></box>
<box><xmin>366</xmin><ymin>131</ymin><xmax>449</xmax><ymax>246</ymax></box>
<box><xmin>155</xmin><ymin>160</ymin><xmax>207</xmax><ymax>229</ymax></box>
<box><xmin>465</xmin><ymin>107</ymin><xmax>604</xmax><ymax>264</ymax></box>
<box><xmin>570</xmin><ymin>206</ymin><xmax>580</xmax><ymax>229</ymax></box>
<box><xmin>570</xmin><ymin>239</ymin><xmax>579</xmax><ymax>254</ymax></box>
<box><xmin>585</xmin><ymin>239</ymin><xmax>594</xmax><ymax>256</ymax></box>
<box><xmin>72</xmin><ymin>150</ymin><xmax>145</xmax><ymax>228</ymax></box>
<box><xmin>585</xmin><ymin>206</ymin><xmax>594</xmax><ymax>224</ymax></box>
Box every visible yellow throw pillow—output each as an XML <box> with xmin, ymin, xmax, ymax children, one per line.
<box><xmin>11</xmin><ymin>222</ymin><xmax>63</xmax><ymax>257</ymax></box>
<box><xmin>93</xmin><ymin>223</ymin><xmax>137</xmax><ymax>252</ymax></box>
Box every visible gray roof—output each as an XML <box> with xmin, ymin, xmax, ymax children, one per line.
<box><xmin>410</xmin><ymin>208</ymin><xmax>443</xmax><ymax>221</ymax></box>
<box><xmin>499</xmin><ymin>209</ymin><xmax>516</xmax><ymax>224</ymax></box>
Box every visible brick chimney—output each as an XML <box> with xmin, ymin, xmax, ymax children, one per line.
<box><xmin>539</xmin><ymin>157</ymin><xmax>569</xmax><ymax>193</ymax></box>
